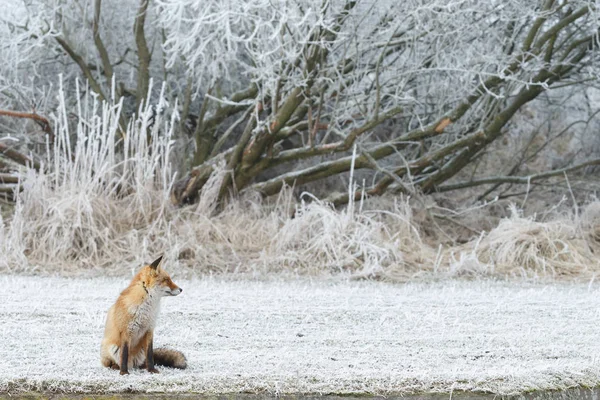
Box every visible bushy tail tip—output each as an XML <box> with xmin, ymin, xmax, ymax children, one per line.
<box><xmin>153</xmin><ymin>348</ymin><xmax>187</xmax><ymax>369</ymax></box>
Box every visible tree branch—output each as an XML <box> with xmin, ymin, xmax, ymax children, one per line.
<box><xmin>0</xmin><ymin>173</ymin><xmax>19</xmax><ymax>184</ymax></box>
<box><xmin>55</xmin><ymin>36</ymin><xmax>107</xmax><ymax>102</ymax></box>
<box><xmin>0</xmin><ymin>110</ymin><xmax>54</xmax><ymax>142</ymax></box>
<box><xmin>134</xmin><ymin>0</ymin><xmax>152</xmax><ymax>110</ymax></box>
<box><xmin>436</xmin><ymin>158</ymin><xmax>600</xmax><ymax>192</ymax></box>
<box><xmin>93</xmin><ymin>0</ymin><xmax>114</xmax><ymax>86</ymax></box>
<box><xmin>0</xmin><ymin>142</ymin><xmax>40</xmax><ymax>170</ymax></box>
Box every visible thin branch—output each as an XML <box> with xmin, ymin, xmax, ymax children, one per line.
<box><xmin>360</xmin><ymin>148</ymin><xmax>413</xmax><ymax>196</ymax></box>
<box><xmin>0</xmin><ymin>142</ymin><xmax>40</xmax><ymax>170</ymax></box>
<box><xmin>210</xmin><ymin>105</ymin><xmax>254</xmax><ymax>159</ymax></box>
<box><xmin>177</xmin><ymin>76</ymin><xmax>193</xmax><ymax>136</ymax></box>
<box><xmin>192</xmin><ymin>87</ymin><xmax>214</xmax><ymax>166</ymax></box>
<box><xmin>92</xmin><ymin>0</ymin><xmax>114</xmax><ymax>85</ymax></box>
<box><xmin>200</xmin><ymin>84</ymin><xmax>259</xmax><ymax>133</ymax></box>
<box><xmin>0</xmin><ymin>110</ymin><xmax>54</xmax><ymax>142</ymax></box>
<box><xmin>436</xmin><ymin>158</ymin><xmax>600</xmax><ymax>192</ymax></box>
<box><xmin>134</xmin><ymin>0</ymin><xmax>152</xmax><ymax>110</ymax></box>
<box><xmin>0</xmin><ymin>173</ymin><xmax>19</xmax><ymax>184</ymax></box>
<box><xmin>55</xmin><ymin>36</ymin><xmax>107</xmax><ymax>101</ymax></box>
<box><xmin>0</xmin><ymin>185</ymin><xmax>20</xmax><ymax>202</ymax></box>
<box><xmin>219</xmin><ymin>109</ymin><xmax>258</xmax><ymax>199</ymax></box>
<box><xmin>272</xmin><ymin>106</ymin><xmax>403</xmax><ymax>165</ymax></box>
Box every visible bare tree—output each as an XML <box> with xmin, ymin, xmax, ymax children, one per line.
<box><xmin>2</xmin><ymin>0</ymin><xmax>600</xmax><ymax>206</ymax></box>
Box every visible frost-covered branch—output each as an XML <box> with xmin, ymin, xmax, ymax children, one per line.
<box><xmin>2</xmin><ymin>0</ymin><xmax>600</xmax><ymax>207</ymax></box>
<box><xmin>0</xmin><ymin>142</ymin><xmax>40</xmax><ymax>170</ymax></box>
<box><xmin>436</xmin><ymin>158</ymin><xmax>600</xmax><ymax>192</ymax></box>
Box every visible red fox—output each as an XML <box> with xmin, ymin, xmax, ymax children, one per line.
<box><xmin>100</xmin><ymin>255</ymin><xmax>187</xmax><ymax>374</ymax></box>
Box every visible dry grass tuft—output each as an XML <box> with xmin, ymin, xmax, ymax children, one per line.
<box><xmin>264</xmin><ymin>195</ymin><xmax>433</xmax><ymax>279</ymax></box>
<box><xmin>580</xmin><ymin>201</ymin><xmax>600</xmax><ymax>245</ymax></box>
<box><xmin>1</xmin><ymin>88</ymin><xmax>600</xmax><ymax>280</ymax></box>
<box><xmin>446</xmin><ymin>204</ymin><xmax>599</xmax><ymax>279</ymax></box>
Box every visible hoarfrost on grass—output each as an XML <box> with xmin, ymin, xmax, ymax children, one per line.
<box><xmin>1</xmin><ymin>82</ymin><xmax>600</xmax><ymax>279</ymax></box>
<box><xmin>2</xmin><ymin>276</ymin><xmax>600</xmax><ymax>395</ymax></box>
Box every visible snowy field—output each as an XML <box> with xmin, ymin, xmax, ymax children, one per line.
<box><xmin>2</xmin><ymin>276</ymin><xmax>600</xmax><ymax>397</ymax></box>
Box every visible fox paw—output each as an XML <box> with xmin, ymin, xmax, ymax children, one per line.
<box><xmin>120</xmin><ymin>370</ymin><xmax>130</xmax><ymax>375</ymax></box>
<box><xmin>148</xmin><ymin>368</ymin><xmax>160</xmax><ymax>374</ymax></box>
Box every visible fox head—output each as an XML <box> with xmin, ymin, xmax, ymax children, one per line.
<box><xmin>140</xmin><ymin>255</ymin><xmax>183</xmax><ymax>297</ymax></box>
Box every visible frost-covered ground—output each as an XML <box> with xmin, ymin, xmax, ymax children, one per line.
<box><xmin>1</xmin><ymin>275</ymin><xmax>600</xmax><ymax>396</ymax></box>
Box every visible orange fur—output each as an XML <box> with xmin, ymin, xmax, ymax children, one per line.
<box><xmin>100</xmin><ymin>256</ymin><xmax>186</xmax><ymax>374</ymax></box>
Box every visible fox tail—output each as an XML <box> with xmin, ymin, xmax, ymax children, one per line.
<box><xmin>153</xmin><ymin>348</ymin><xmax>187</xmax><ymax>369</ymax></box>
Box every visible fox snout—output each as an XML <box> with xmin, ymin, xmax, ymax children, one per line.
<box><xmin>169</xmin><ymin>287</ymin><xmax>182</xmax><ymax>296</ymax></box>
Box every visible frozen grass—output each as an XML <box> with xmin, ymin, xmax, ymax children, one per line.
<box><xmin>0</xmin><ymin>86</ymin><xmax>431</xmax><ymax>278</ymax></box>
<box><xmin>454</xmin><ymin>205</ymin><xmax>599</xmax><ymax>278</ymax></box>
<box><xmin>1</xmin><ymin>87</ymin><xmax>600</xmax><ymax>280</ymax></box>
<box><xmin>2</xmin><ymin>275</ymin><xmax>600</xmax><ymax>395</ymax></box>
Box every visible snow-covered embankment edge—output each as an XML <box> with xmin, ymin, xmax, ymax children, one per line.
<box><xmin>1</xmin><ymin>276</ymin><xmax>600</xmax><ymax>396</ymax></box>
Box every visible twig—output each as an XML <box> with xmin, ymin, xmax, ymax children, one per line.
<box><xmin>0</xmin><ymin>110</ymin><xmax>54</xmax><ymax>142</ymax></box>
<box><xmin>360</xmin><ymin>148</ymin><xmax>413</xmax><ymax>196</ymax></box>
<box><xmin>55</xmin><ymin>36</ymin><xmax>107</xmax><ymax>102</ymax></box>
<box><xmin>0</xmin><ymin>142</ymin><xmax>40</xmax><ymax>170</ymax></box>
<box><xmin>432</xmin><ymin>213</ymin><xmax>481</xmax><ymax>236</ymax></box>
<box><xmin>210</xmin><ymin>105</ymin><xmax>254</xmax><ymax>159</ymax></box>
<box><xmin>436</xmin><ymin>158</ymin><xmax>600</xmax><ymax>192</ymax></box>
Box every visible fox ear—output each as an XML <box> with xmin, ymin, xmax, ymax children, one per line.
<box><xmin>149</xmin><ymin>255</ymin><xmax>163</xmax><ymax>270</ymax></box>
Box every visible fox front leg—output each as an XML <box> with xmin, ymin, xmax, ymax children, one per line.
<box><xmin>120</xmin><ymin>340</ymin><xmax>130</xmax><ymax>375</ymax></box>
<box><xmin>146</xmin><ymin>332</ymin><xmax>159</xmax><ymax>374</ymax></box>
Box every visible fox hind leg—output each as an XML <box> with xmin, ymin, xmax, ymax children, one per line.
<box><xmin>101</xmin><ymin>343</ymin><xmax>121</xmax><ymax>370</ymax></box>
<box><xmin>101</xmin><ymin>355</ymin><xmax>120</xmax><ymax>369</ymax></box>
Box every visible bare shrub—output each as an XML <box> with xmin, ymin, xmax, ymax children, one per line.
<box><xmin>3</xmin><ymin>0</ymin><xmax>600</xmax><ymax>208</ymax></box>
<box><xmin>2</xmin><ymin>84</ymin><xmax>600</xmax><ymax>280</ymax></box>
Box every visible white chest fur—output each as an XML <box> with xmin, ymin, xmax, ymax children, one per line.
<box><xmin>127</xmin><ymin>290</ymin><xmax>162</xmax><ymax>342</ymax></box>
